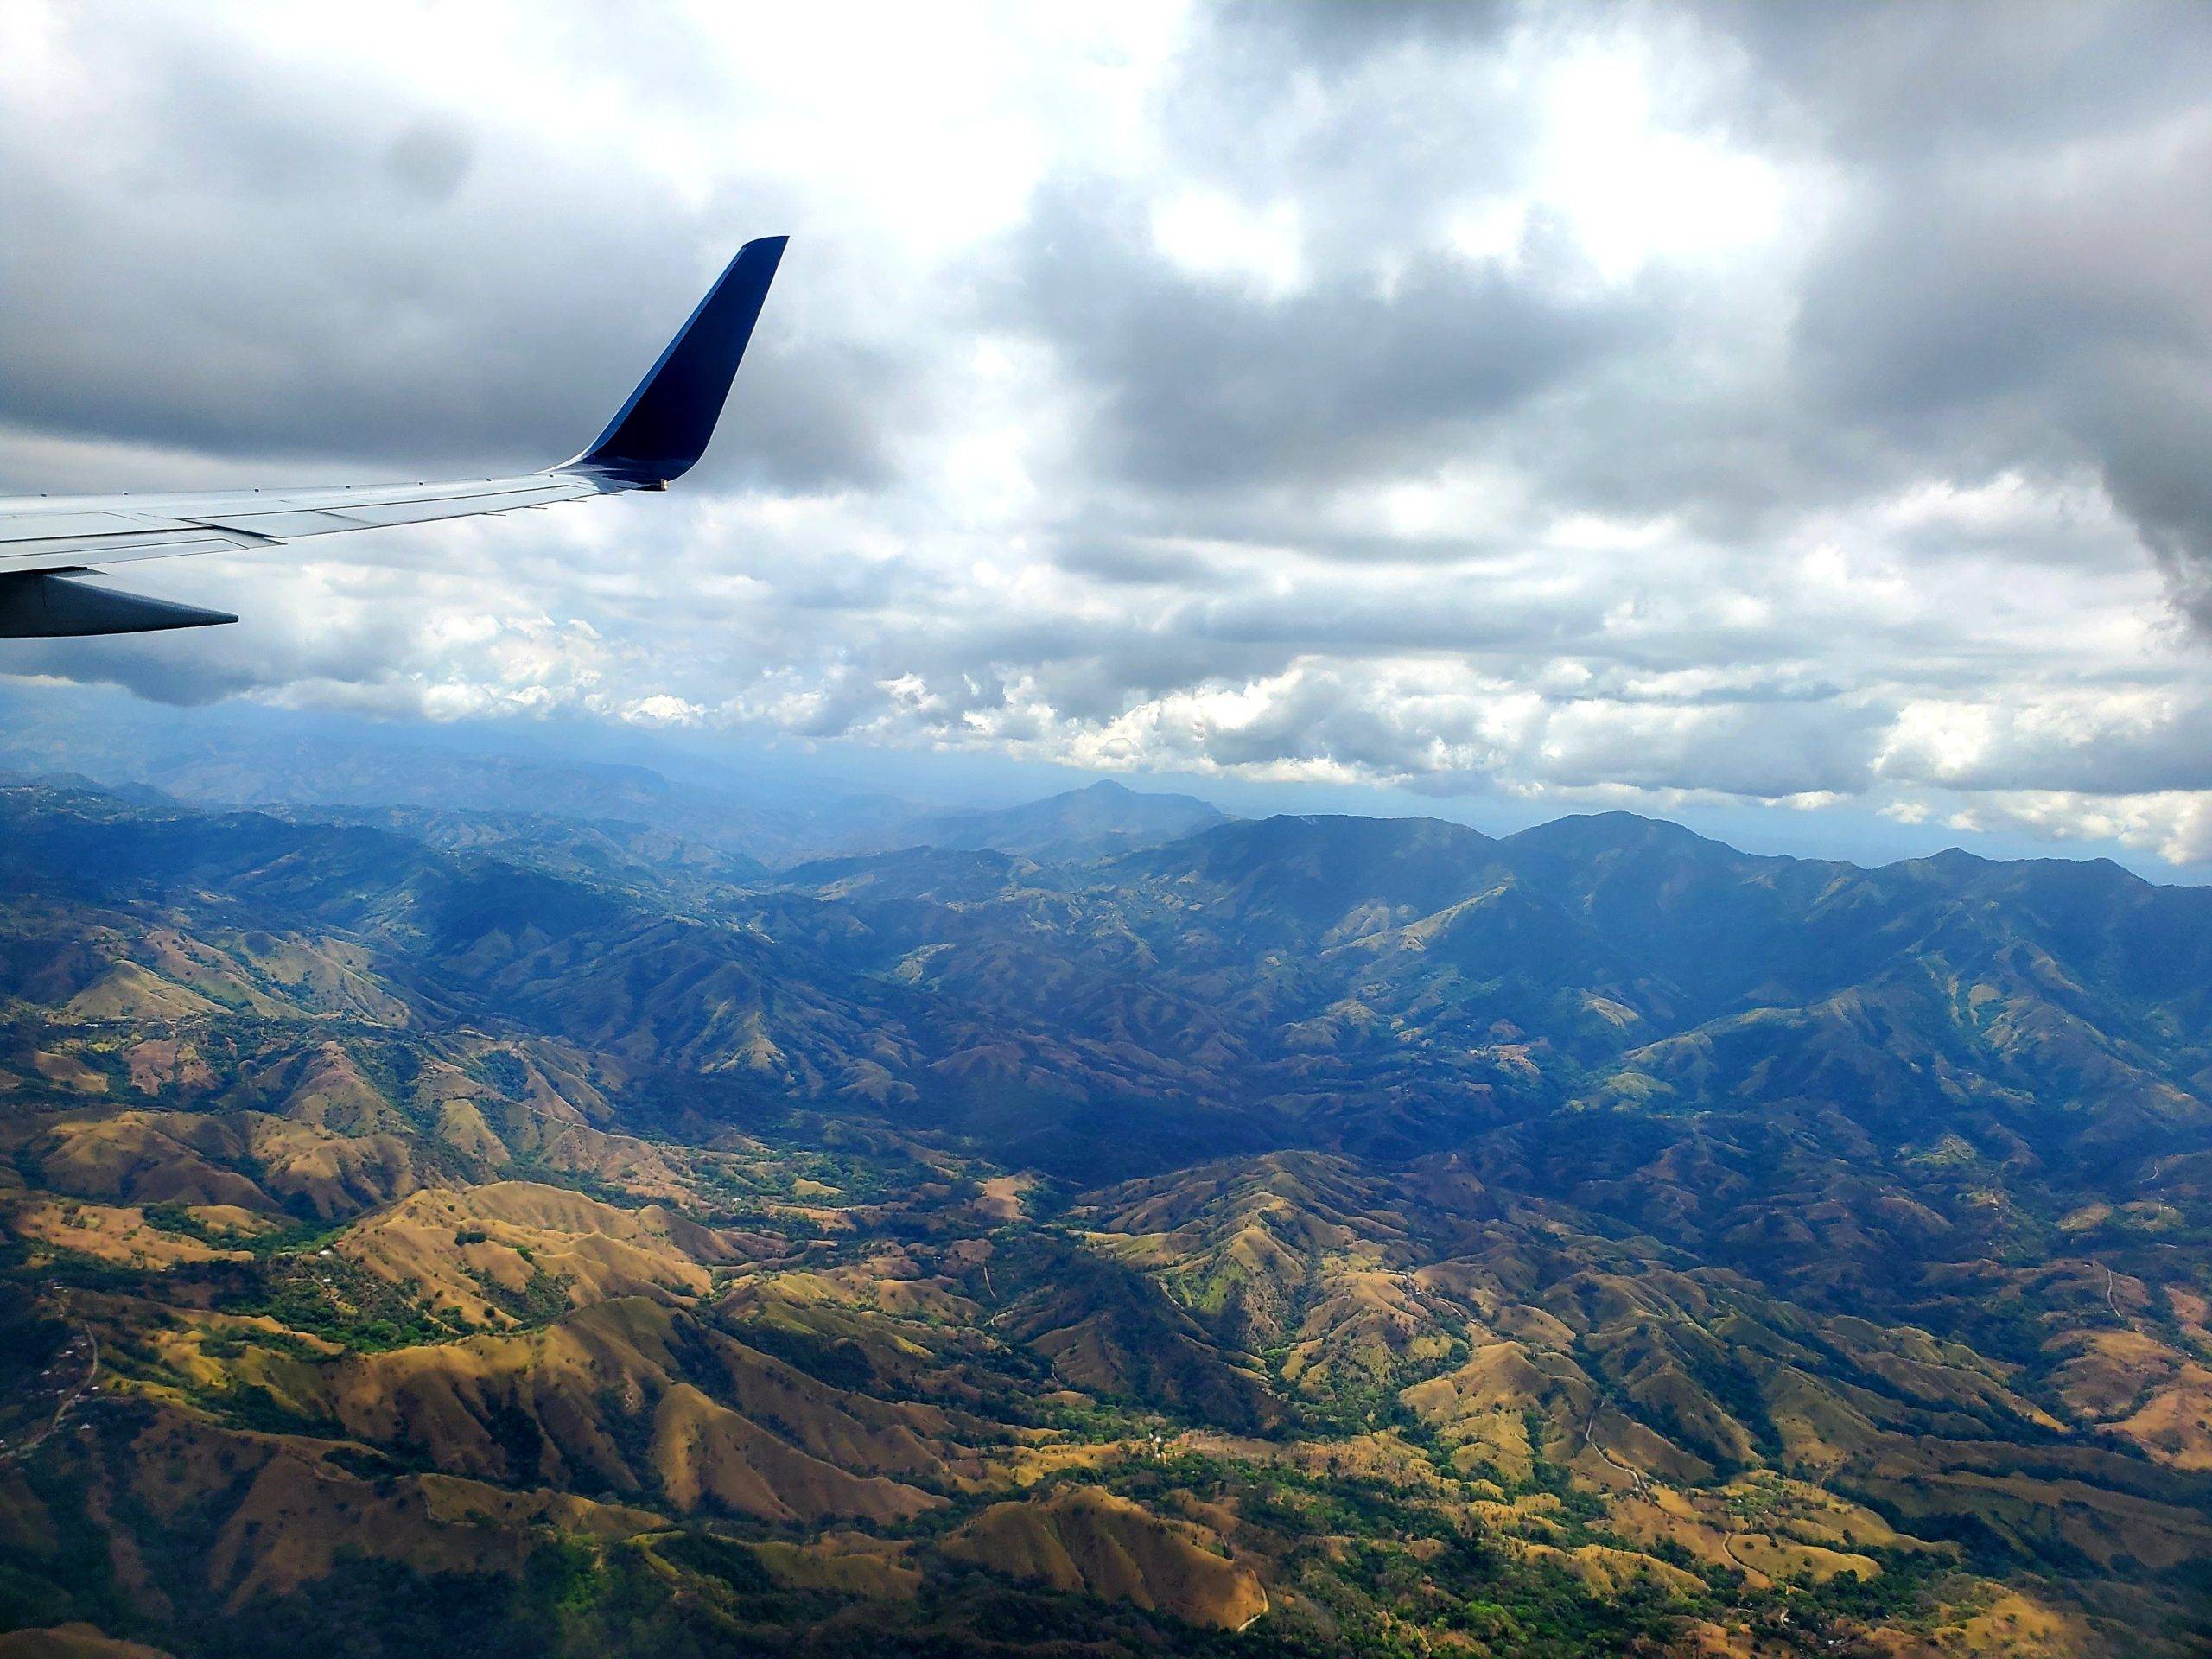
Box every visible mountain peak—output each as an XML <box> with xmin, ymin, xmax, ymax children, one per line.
<box><xmin>892</xmin><ymin>779</ymin><xmax>1230</xmax><ymax>862</ymax></box>
<box><xmin>1504</xmin><ymin>811</ymin><xmax>1738</xmax><ymax>861</ymax></box>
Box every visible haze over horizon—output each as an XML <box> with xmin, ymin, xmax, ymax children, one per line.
<box><xmin>9</xmin><ymin>1</ymin><xmax>2212</xmax><ymax>874</ymax></box>
<box><xmin>9</xmin><ymin>677</ymin><xmax>2202</xmax><ymax>889</ymax></box>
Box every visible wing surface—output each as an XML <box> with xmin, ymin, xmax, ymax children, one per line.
<box><xmin>0</xmin><ymin>234</ymin><xmax>786</xmax><ymax>632</ymax></box>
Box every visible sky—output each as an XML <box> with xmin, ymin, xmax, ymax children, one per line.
<box><xmin>6</xmin><ymin>0</ymin><xmax>2212</xmax><ymax>876</ymax></box>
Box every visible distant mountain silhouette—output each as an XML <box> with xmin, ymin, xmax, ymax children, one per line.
<box><xmin>891</xmin><ymin>779</ymin><xmax>1230</xmax><ymax>861</ymax></box>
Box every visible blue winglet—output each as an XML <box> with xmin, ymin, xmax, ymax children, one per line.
<box><xmin>562</xmin><ymin>235</ymin><xmax>788</xmax><ymax>488</ymax></box>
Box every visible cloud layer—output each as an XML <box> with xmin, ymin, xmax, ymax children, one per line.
<box><xmin>5</xmin><ymin>1</ymin><xmax>2212</xmax><ymax>866</ymax></box>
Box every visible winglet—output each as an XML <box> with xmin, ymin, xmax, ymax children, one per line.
<box><xmin>562</xmin><ymin>235</ymin><xmax>788</xmax><ymax>488</ymax></box>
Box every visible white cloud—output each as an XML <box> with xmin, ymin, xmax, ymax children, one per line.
<box><xmin>1535</xmin><ymin>38</ymin><xmax>1796</xmax><ymax>283</ymax></box>
<box><xmin>1150</xmin><ymin>188</ymin><xmax>1307</xmax><ymax>297</ymax></box>
<box><xmin>1932</xmin><ymin>789</ymin><xmax>2212</xmax><ymax>867</ymax></box>
<box><xmin>3</xmin><ymin>1</ymin><xmax>2212</xmax><ymax>869</ymax></box>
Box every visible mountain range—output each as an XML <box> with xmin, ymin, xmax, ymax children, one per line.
<box><xmin>0</xmin><ymin>772</ymin><xmax>2208</xmax><ymax>1656</ymax></box>
<box><xmin>0</xmin><ymin>710</ymin><xmax>1233</xmax><ymax>869</ymax></box>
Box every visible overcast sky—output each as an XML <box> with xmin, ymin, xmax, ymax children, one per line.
<box><xmin>6</xmin><ymin>1</ymin><xmax>2212</xmax><ymax>871</ymax></box>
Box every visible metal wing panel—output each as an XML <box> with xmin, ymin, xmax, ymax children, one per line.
<box><xmin>0</xmin><ymin>472</ymin><xmax>610</xmax><ymax>575</ymax></box>
<box><xmin>0</xmin><ymin>526</ymin><xmax>263</xmax><ymax>574</ymax></box>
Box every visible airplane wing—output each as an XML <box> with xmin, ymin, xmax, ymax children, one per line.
<box><xmin>0</xmin><ymin>234</ymin><xmax>787</xmax><ymax>638</ymax></box>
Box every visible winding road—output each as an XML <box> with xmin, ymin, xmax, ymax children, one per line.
<box><xmin>1578</xmin><ymin>1392</ymin><xmax>1800</xmax><ymax>1592</ymax></box>
<box><xmin>0</xmin><ymin>1308</ymin><xmax>99</xmax><ymax>1465</ymax></box>
<box><xmin>1580</xmin><ymin>1397</ymin><xmax>1649</xmax><ymax>1497</ymax></box>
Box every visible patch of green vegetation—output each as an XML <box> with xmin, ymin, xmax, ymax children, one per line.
<box><xmin>470</xmin><ymin>1049</ymin><xmax>530</xmax><ymax>1101</ymax></box>
<box><xmin>729</xmin><ymin>1320</ymin><xmax>881</xmax><ymax>1394</ymax></box>
<box><xmin>1099</xmin><ymin>1444</ymin><xmax>1694</xmax><ymax>1655</ymax></box>
<box><xmin>649</xmin><ymin>1529</ymin><xmax>778</xmax><ymax>1592</ymax></box>
<box><xmin>142</xmin><ymin>1202</ymin><xmax>347</xmax><ymax>1261</ymax></box>
<box><xmin>466</xmin><ymin>1264</ymin><xmax>573</xmax><ymax>1329</ymax></box>
<box><xmin>219</xmin><ymin>1254</ymin><xmax>458</xmax><ymax>1351</ymax></box>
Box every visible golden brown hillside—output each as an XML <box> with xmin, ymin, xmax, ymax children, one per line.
<box><xmin>944</xmin><ymin>1484</ymin><xmax>1268</xmax><ymax>1630</ymax></box>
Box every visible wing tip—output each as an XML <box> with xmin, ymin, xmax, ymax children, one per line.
<box><xmin>561</xmin><ymin>235</ymin><xmax>790</xmax><ymax>488</ymax></box>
